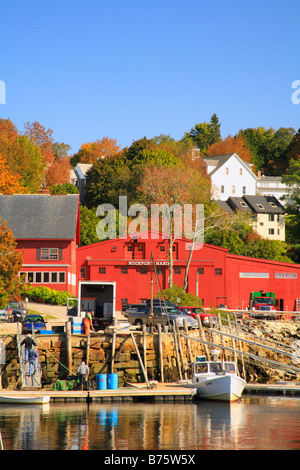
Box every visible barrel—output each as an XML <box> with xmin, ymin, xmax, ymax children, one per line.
<box><xmin>96</xmin><ymin>373</ymin><xmax>107</xmax><ymax>390</ymax></box>
<box><xmin>107</xmin><ymin>373</ymin><xmax>118</xmax><ymax>390</ymax></box>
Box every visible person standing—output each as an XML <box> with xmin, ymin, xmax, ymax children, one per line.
<box><xmin>28</xmin><ymin>347</ymin><xmax>39</xmax><ymax>376</ymax></box>
<box><xmin>21</xmin><ymin>334</ymin><xmax>37</xmax><ymax>363</ymax></box>
<box><xmin>77</xmin><ymin>361</ymin><xmax>89</xmax><ymax>390</ymax></box>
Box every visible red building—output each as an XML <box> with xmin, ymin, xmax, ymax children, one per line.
<box><xmin>76</xmin><ymin>230</ymin><xmax>300</xmax><ymax>311</ymax></box>
<box><xmin>0</xmin><ymin>194</ymin><xmax>80</xmax><ymax>296</ymax></box>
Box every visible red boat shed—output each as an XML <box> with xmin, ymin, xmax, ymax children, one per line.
<box><xmin>0</xmin><ymin>194</ymin><xmax>80</xmax><ymax>297</ymax></box>
<box><xmin>76</xmin><ymin>230</ymin><xmax>300</xmax><ymax>312</ymax></box>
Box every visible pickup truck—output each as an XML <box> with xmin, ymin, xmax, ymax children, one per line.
<box><xmin>124</xmin><ymin>305</ymin><xmax>198</xmax><ymax>329</ymax></box>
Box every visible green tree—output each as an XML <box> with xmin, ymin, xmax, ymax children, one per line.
<box><xmin>84</xmin><ymin>155</ymin><xmax>131</xmax><ymax>209</ymax></box>
<box><xmin>238</xmin><ymin>127</ymin><xmax>295</xmax><ymax>174</ymax></box>
<box><xmin>79</xmin><ymin>205</ymin><xmax>102</xmax><ymax>246</ymax></box>
<box><xmin>6</xmin><ymin>135</ymin><xmax>45</xmax><ymax>192</ymax></box>
<box><xmin>49</xmin><ymin>183</ymin><xmax>79</xmax><ymax>195</ymax></box>
<box><xmin>183</xmin><ymin>114</ymin><xmax>221</xmax><ymax>155</ymax></box>
<box><xmin>52</xmin><ymin>142</ymin><xmax>71</xmax><ymax>160</ymax></box>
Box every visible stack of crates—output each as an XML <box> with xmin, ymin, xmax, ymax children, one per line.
<box><xmin>70</xmin><ymin>317</ymin><xmax>84</xmax><ymax>334</ymax></box>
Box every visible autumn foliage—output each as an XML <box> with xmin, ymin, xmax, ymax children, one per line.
<box><xmin>0</xmin><ymin>154</ymin><xmax>26</xmax><ymax>194</ymax></box>
<box><xmin>0</xmin><ymin>220</ymin><xmax>24</xmax><ymax>307</ymax></box>
<box><xmin>207</xmin><ymin>134</ymin><xmax>252</xmax><ymax>163</ymax></box>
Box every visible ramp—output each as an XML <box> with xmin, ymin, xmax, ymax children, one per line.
<box><xmin>16</xmin><ymin>324</ymin><xmax>42</xmax><ymax>389</ymax></box>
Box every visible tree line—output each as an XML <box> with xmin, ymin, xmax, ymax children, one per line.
<box><xmin>0</xmin><ymin>115</ymin><xmax>300</xmax><ymax>302</ymax></box>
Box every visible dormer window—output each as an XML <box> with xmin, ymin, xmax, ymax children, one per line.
<box><xmin>256</xmin><ymin>204</ymin><xmax>264</xmax><ymax>210</ymax></box>
<box><xmin>240</xmin><ymin>202</ymin><xmax>247</xmax><ymax>208</ymax></box>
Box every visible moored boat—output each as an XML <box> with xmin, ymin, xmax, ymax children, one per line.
<box><xmin>180</xmin><ymin>352</ymin><xmax>246</xmax><ymax>402</ymax></box>
<box><xmin>0</xmin><ymin>395</ymin><xmax>50</xmax><ymax>405</ymax></box>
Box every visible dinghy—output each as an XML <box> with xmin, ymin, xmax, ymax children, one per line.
<box><xmin>0</xmin><ymin>395</ymin><xmax>50</xmax><ymax>405</ymax></box>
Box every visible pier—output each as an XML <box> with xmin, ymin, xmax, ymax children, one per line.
<box><xmin>2</xmin><ymin>382</ymin><xmax>300</xmax><ymax>404</ymax></box>
<box><xmin>0</xmin><ymin>383</ymin><xmax>196</xmax><ymax>404</ymax></box>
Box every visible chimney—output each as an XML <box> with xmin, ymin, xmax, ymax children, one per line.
<box><xmin>37</xmin><ymin>189</ymin><xmax>50</xmax><ymax>194</ymax></box>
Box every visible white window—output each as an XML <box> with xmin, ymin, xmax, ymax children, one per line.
<box><xmin>41</xmin><ymin>248</ymin><xmax>59</xmax><ymax>260</ymax></box>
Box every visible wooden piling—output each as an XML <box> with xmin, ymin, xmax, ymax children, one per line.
<box><xmin>157</xmin><ymin>324</ymin><xmax>164</xmax><ymax>383</ymax></box>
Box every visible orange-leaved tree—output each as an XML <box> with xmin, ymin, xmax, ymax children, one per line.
<box><xmin>0</xmin><ymin>154</ymin><xmax>26</xmax><ymax>194</ymax></box>
<box><xmin>0</xmin><ymin>220</ymin><xmax>24</xmax><ymax>307</ymax></box>
<box><xmin>71</xmin><ymin>137</ymin><xmax>121</xmax><ymax>165</ymax></box>
<box><xmin>206</xmin><ymin>134</ymin><xmax>252</xmax><ymax>163</ymax></box>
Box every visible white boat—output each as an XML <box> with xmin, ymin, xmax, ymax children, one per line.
<box><xmin>180</xmin><ymin>353</ymin><xmax>246</xmax><ymax>402</ymax></box>
<box><xmin>0</xmin><ymin>395</ymin><xmax>50</xmax><ymax>405</ymax></box>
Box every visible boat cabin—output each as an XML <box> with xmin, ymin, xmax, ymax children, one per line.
<box><xmin>191</xmin><ymin>356</ymin><xmax>238</xmax><ymax>379</ymax></box>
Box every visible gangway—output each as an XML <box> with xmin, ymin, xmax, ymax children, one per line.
<box><xmin>16</xmin><ymin>324</ymin><xmax>42</xmax><ymax>389</ymax></box>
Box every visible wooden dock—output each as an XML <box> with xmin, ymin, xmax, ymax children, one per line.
<box><xmin>0</xmin><ymin>383</ymin><xmax>197</xmax><ymax>404</ymax></box>
<box><xmin>244</xmin><ymin>382</ymin><xmax>300</xmax><ymax>397</ymax></box>
<box><xmin>2</xmin><ymin>382</ymin><xmax>300</xmax><ymax>404</ymax></box>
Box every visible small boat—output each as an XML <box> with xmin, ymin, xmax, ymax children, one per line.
<box><xmin>0</xmin><ymin>395</ymin><xmax>50</xmax><ymax>405</ymax></box>
<box><xmin>180</xmin><ymin>351</ymin><xmax>246</xmax><ymax>402</ymax></box>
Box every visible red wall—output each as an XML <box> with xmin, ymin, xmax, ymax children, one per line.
<box><xmin>16</xmin><ymin>238</ymin><xmax>77</xmax><ymax>296</ymax></box>
<box><xmin>76</xmin><ymin>233</ymin><xmax>300</xmax><ymax>311</ymax></box>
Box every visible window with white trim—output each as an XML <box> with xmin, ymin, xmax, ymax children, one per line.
<box><xmin>40</xmin><ymin>248</ymin><xmax>59</xmax><ymax>260</ymax></box>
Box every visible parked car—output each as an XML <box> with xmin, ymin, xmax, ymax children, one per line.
<box><xmin>126</xmin><ymin>305</ymin><xmax>198</xmax><ymax>329</ymax></box>
<box><xmin>177</xmin><ymin>306</ymin><xmax>217</xmax><ymax>326</ymax></box>
<box><xmin>0</xmin><ymin>306</ymin><xmax>13</xmax><ymax>322</ymax></box>
<box><xmin>22</xmin><ymin>314</ymin><xmax>46</xmax><ymax>334</ymax></box>
<box><xmin>7</xmin><ymin>301</ymin><xmax>28</xmax><ymax>322</ymax></box>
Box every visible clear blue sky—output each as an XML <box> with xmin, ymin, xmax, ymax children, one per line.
<box><xmin>1</xmin><ymin>0</ymin><xmax>299</xmax><ymax>153</ymax></box>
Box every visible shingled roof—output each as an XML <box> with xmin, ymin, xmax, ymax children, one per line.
<box><xmin>219</xmin><ymin>195</ymin><xmax>285</xmax><ymax>214</ymax></box>
<box><xmin>0</xmin><ymin>194</ymin><xmax>79</xmax><ymax>239</ymax></box>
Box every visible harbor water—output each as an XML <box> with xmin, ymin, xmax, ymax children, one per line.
<box><xmin>1</xmin><ymin>396</ymin><xmax>300</xmax><ymax>451</ymax></box>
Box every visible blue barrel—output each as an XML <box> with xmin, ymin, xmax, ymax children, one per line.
<box><xmin>96</xmin><ymin>373</ymin><xmax>107</xmax><ymax>390</ymax></box>
<box><xmin>107</xmin><ymin>373</ymin><xmax>118</xmax><ymax>390</ymax></box>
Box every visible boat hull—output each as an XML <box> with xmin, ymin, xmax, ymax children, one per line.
<box><xmin>0</xmin><ymin>395</ymin><xmax>50</xmax><ymax>405</ymax></box>
<box><xmin>194</xmin><ymin>374</ymin><xmax>246</xmax><ymax>402</ymax></box>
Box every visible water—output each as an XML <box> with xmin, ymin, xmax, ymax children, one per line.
<box><xmin>1</xmin><ymin>396</ymin><xmax>300</xmax><ymax>451</ymax></box>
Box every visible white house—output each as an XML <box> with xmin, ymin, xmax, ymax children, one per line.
<box><xmin>203</xmin><ymin>153</ymin><xmax>257</xmax><ymax>201</ymax></box>
<box><xmin>217</xmin><ymin>195</ymin><xmax>286</xmax><ymax>241</ymax></box>
<box><xmin>256</xmin><ymin>175</ymin><xmax>293</xmax><ymax>206</ymax></box>
<box><xmin>70</xmin><ymin>163</ymin><xmax>92</xmax><ymax>202</ymax></box>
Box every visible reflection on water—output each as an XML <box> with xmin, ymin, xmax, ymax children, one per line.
<box><xmin>1</xmin><ymin>396</ymin><xmax>300</xmax><ymax>450</ymax></box>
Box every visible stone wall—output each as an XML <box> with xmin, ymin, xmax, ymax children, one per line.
<box><xmin>2</xmin><ymin>320</ymin><xmax>300</xmax><ymax>390</ymax></box>
<box><xmin>0</xmin><ymin>330</ymin><xmax>204</xmax><ymax>390</ymax></box>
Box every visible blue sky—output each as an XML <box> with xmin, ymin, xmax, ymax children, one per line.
<box><xmin>0</xmin><ymin>0</ymin><xmax>299</xmax><ymax>154</ymax></box>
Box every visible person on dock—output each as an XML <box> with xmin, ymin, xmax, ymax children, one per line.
<box><xmin>77</xmin><ymin>361</ymin><xmax>89</xmax><ymax>390</ymax></box>
<box><xmin>21</xmin><ymin>334</ymin><xmax>37</xmax><ymax>364</ymax></box>
<box><xmin>28</xmin><ymin>347</ymin><xmax>39</xmax><ymax>376</ymax></box>
<box><xmin>83</xmin><ymin>312</ymin><xmax>94</xmax><ymax>335</ymax></box>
